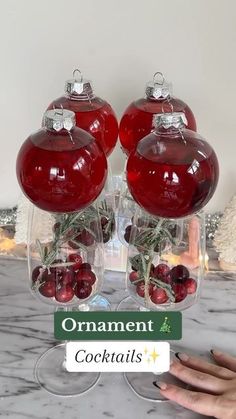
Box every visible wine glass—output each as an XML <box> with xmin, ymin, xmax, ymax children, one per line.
<box><xmin>28</xmin><ymin>200</ymin><xmax>110</xmax><ymax>396</ymax></box>
<box><xmin>117</xmin><ymin>205</ymin><xmax>205</xmax><ymax>401</ymax></box>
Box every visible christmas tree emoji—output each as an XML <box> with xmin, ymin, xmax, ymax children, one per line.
<box><xmin>160</xmin><ymin>316</ymin><xmax>171</xmax><ymax>333</ymax></box>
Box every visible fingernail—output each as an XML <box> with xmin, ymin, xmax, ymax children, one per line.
<box><xmin>153</xmin><ymin>381</ymin><xmax>167</xmax><ymax>390</ymax></box>
<box><xmin>175</xmin><ymin>352</ymin><xmax>189</xmax><ymax>362</ymax></box>
<box><xmin>210</xmin><ymin>349</ymin><xmax>222</xmax><ymax>356</ymax></box>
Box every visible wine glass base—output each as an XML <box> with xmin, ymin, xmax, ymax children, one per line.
<box><xmin>117</xmin><ymin>297</ymin><xmax>187</xmax><ymax>402</ymax></box>
<box><xmin>35</xmin><ymin>343</ymin><xmax>100</xmax><ymax>397</ymax></box>
<box><xmin>36</xmin><ymin>295</ymin><xmax>111</xmax><ymax>396</ymax></box>
<box><xmin>117</xmin><ymin>296</ymin><xmax>147</xmax><ymax>311</ymax></box>
<box><xmin>56</xmin><ymin>294</ymin><xmax>111</xmax><ymax>313</ymax></box>
<box><xmin>124</xmin><ymin>367</ymin><xmax>187</xmax><ymax>402</ymax></box>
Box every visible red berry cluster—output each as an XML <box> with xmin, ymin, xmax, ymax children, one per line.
<box><xmin>32</xmin><ymin>254</ymin><xmax>97</xmax><ymax>303</ymax></box>
<box><xmin>100</xmin><ymin>215</ymin><xmax>116</xmax><ymax>243</ymax></box>
<box><xmin>129</xmin><ymin>263</ymin><xmax>197</xmax><ymax>305</ymax></box>
<box><xmin>55</xmin><ymin>213</ymin><xmax>115</xmax><ymax>250</ymax></box>
<box><xmin>68</xmin><ymin>229</ymin><xmax>95</xmax><ymax>249</ymax></box>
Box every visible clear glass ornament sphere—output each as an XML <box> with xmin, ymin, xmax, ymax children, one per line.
<box><xmin>119</xmin><ymin>97</ymin><xmax>196</xmax><ymax>156</ymax></box>
<box><xmin>47</xmin><ymin>96</ymin><xmax>118</xmax><ymax>157</ymax></box>
<box><xmin>16</xmin><ymin>125</ymin><xmax>108</xmax><ymax>213</ymax></box>
<box><xmin>127</xmin><ymin>125</ymin><xmax>219</xmax><ymax>218</ymax></box>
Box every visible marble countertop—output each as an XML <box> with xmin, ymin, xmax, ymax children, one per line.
<box><xmin>0</xmin><ymin>259</ymin><xmax>236</xmax><ymax>419</ymax></box>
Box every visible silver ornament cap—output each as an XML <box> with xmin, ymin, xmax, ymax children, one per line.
<box><xmin>153</xmin><ymin>112</ymin><xmax>187</xmax><ymax>129</ymax></box>
<box><xmin>145</xmin><ymin>72</ymin><xmax>172</xmax><ymax>100</ymax></box>
<box><xmin>65</xmin><ymin>69</ymin><xmax>94</xmax><ymax>99</ymax></box>
<box><xmin>43</xmin><ymin>109</ymin><xmax>76</xmax><ymax>132</ymax></box>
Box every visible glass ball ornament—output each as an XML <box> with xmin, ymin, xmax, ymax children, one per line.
<box><xmin>126</xmin><ymin>112</ymin><xmax>219</xmax><ymax>218</ymax></box>
<box><xmin>47</xmin><ymin>69</ymin><xmax>119</xmax><ymax>157</ymax></box>
<box><xmin>16</xmin><ymin>109</ymin><xmax>108</xmax><ymax>213</ymax></box>
<box><xmin>119</xmin><ymin>71</ymin><xmax>197</xmax><ymax>156</ymax></box>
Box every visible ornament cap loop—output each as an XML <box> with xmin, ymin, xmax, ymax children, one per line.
<box><xmin>65</xmin><ymin>69</ymin><xmax>94</xmax><ymax>99</ymax></box>
<box><xmin>161</xmin><ymin>97</ymin><xmax>174</xmax><ymax>114</ymax></box>
<box><xmin>72</xmin><ymin>68</ymin><xmax>83</xmax><ymax>82</ymax></box>
<box><xmin>153</xmin><ymin>71</ymin><xmax>165</xmax><ymax>85</ymax></box>
<box><xmin>43</xmin><ymin>109</ymin><xmax>76</xmax><ymax>132</ymax></box>
<box><xmin>145</xmin><ymin>72</ymin><xmax>172</xmax><ymax>100</ymax></box>
<box><xmin>153</xmin><ymin>112</ymin><xmax>188</xmax><ymax>129</ymax></box>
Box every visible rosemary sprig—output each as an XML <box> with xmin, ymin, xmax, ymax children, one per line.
<box><xmin>129</xmin><ymin>217</ymin><xmax>178</xmax><ymax>303</ymax></box>
<box><xmin>133</xmin><ymin>218</ymin><xmax>177</xmax><ymax>254</ymax></box>
<box><xmin>150</xmin><ymin>277</ymin><xmax>175</xmax><ymax>302</ymax></box>
<box><xmin>37</xmin><ymin>206</ymin><xmax>102</xmax><ymax>267</ymax></box>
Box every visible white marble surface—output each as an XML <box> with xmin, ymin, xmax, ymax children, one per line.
<box><xmin>0</xmin><ymin>259</ymin><xmax>236</xmax><ymax>419</ymax></box>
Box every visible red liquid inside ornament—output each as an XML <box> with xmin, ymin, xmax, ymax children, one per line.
<box><xmin>16</xmin><ymin>127</ymin><xmax>108</xmax><ymax>213</ymax></box>
<box><xmin>47</xmin><ymin>96</ymin><xmax>118</xmax><ymax>157</ymax></box>
<box><xmin>127</xmin><ymin>128</ymin><xmax>219</xmax><ymax>218</ymax></box>
<box><xmin>119</xmin><ymin>97</ymin><xmax>197</xmax><ymax>155</ymax></box>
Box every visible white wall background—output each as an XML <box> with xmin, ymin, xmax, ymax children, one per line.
<box><xmin>0</xmin><ymin>0</ymin><xmax>235</xmax><ymax>211</ymax></box>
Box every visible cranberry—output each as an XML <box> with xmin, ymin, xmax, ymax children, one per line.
<box><xmin>172</xmin><ymin>283</ymin><xmax>187</xmax><ymax>303</ymax></box>
<box><xmin>32</xmin><ymin>265</ymin><xmax>43</xmax><ymax>283</ymax></box>
<box><xmin>50</xmin><ymin>260</ymin><xmax>66</xmax><ymax>276</ymax></box>
<box><xmin>154</xmin><ymin>263</ymin><xmax>170</xmax><ymax>279</ymax></box>
<box><xmin>149</xmin><ymin>263</ymin><xmax>155</xmax><ymax>275</ymax></box>
<box><xmin>60</xmin><ymin>270</ymin><xmax>75</xmax><ymax>286</ymax></box>
<box><xmin>80</xmin><ymin>263</ymin><xmax>92</xmax><ymax>270</ymax></box>
<box><xmin>76</xmin><ymin>269</ymin><xmax>96</xmax><ymax>285</ymax></box>
<box><xmin>39</xmin><ymin>280</ymin><xmax>56</xmax><ymax>298</ymax></box>
<box><xmin>53</xmin><ymin>222</ymin><xmax>61</xmax><ymax>233</ymax></box>
<box><xmin>136</xmin><ymin>281</ymin><xmax>154</xmax><ymax>298</ymax></box>
<box><xmin>76</xmin><ymin>229</ymin><xmax>94</xmax><ymax>246</ymax></box>
<box><xmin>102</xmin><ymin>231</ymin><xmax>111</xmax><ymax>243</ymax></box>
<box><xmin>129</xmin><ymin>271</ymin><xmax>139</xmax><ymax>283</ymax></box>
<box><xmin>101</xmin><ymin>216</ymin><xmax>108</xmax><ymax>227</ymax></box>
<box><xmin>161</xmin><ymin>274</ymin><xmax>172</xmax><ymax>285</ymax></box>
<box><xmin>151</xmin><ymin>287</ymin><xmax>168</xmax><ymax>304</ymax></box>
<box><xmin>110</xmin><ymin>218</ymin><xmax>116</xmax><ymax>233</ymax></box>
<box><xmin>170</xmin><ymin>265</ymin><xmax>189</xmax><ymax>283</ymax></box>
<box><xmin>185</xmin><ymin>278</ymin><xmax>197</xmax><ymax>294</ymax></box>
<box><xmin>124</xmin><ymin>225</ymin><xmax>132</xmax><ymax>243</ymax></box>
<box><xmin>68</xmin><ymin>253</ymin><xmax>82</xmax><ymax>271</ymax></box>
<box><xmin>41</xmin><ymin>269</ymin><xmax>56</xmax><ymax>282</ymax></box>
<box><xmin>68</xmin><ymin>240</ymin><xmax>80</xmax><ymax>250</ymax></box>
<box><xmin>75</xmin><ymin>281</ymin><xmax>92</xmax><ymax>299</ymax></box>
<box><xmin>55</xmin><ymin>285</ymin><xmax>74</xmax><ymax>303</ymax></box>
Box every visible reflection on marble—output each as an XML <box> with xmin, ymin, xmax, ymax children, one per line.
<box><xmin>0</xmin><ymin>259</ymin><xmax>236</xmax><ymax>418</ymax></box>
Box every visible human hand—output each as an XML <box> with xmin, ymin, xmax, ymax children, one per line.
<box><xmin>153</xmin><ymin>350</ymin><xmax>236</xmax><ymax>418</ymax></box>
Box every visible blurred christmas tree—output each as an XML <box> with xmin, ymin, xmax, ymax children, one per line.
<box><xmin>15</xmin><ymin>195</ymin><xmax>54</xmax><ymax>244</ymax></box>
<box><xmin>214</xmin><ymin>194</ymin><xmax>236</xmax><ymax>271</ymax></box>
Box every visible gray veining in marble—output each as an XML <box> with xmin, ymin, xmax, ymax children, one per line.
<box><xmin>0</xmin><ymin>259</ymin><xmax>236</xmax><ymax>419</ymax></box>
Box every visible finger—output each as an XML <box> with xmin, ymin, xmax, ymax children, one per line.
<box><xmin>176</xmin><ymin>352</ymin><xmax>236</xmax><ymax>380</ymax></box>
<box><xmin>154</xmin><ymin>382</ymin><xmax>227</xmax><ymax>418</ymax></box>
<box><xmin>211</xmin><ymin>350</ymin><xmax>236</xmax><ymax>372</ymax></box>
<box><xmin>169</xmin><ymin>360</ymin><xmax>227</xmax><ymax>393</ymax></box>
